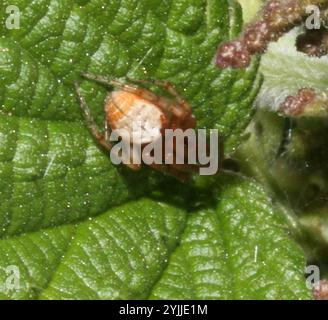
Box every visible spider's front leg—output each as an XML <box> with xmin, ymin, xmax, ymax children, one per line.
<box><xmin>81</xmin><ymin>72</ymin><xmax>140</xmax><ymax>95</ymax></box>
<box><xmin>74</xmin><ymin>82</ymin><xmax>113</xmax><ymax>152</ymax></box>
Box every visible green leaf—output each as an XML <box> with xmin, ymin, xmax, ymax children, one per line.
<box><xmin>0</xmin><ymin>176</ymin><xmax>310</xmax><ymax>299</ymax></box>
<box><xmin>150</xmin><ymin>175</ymin><xmax>310</xmax><ymax>300</ymax></box>
<box><xmin>0</xmin><ymin>0</ymin><xmax>308</xmax><ymax>300</ymax></box>
<box><xmin>0</xmin><ymin>199</ymin><xmax>187</xmax><ymax>299</ymax></box>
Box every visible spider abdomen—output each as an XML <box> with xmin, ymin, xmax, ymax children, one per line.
<box><xmin>106</xmin><ymin>91</ymin><xmax>165</xmax><ymax>144</ymax></box>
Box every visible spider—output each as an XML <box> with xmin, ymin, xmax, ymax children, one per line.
<box><xmin>74</xmin><ymin>73</ymin><xmax>202</xmax><ymax>181</ymax></box>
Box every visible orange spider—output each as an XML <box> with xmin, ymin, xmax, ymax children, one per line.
<box><xmin>75</xmin><ymin>73</ymin><xmax>203</xmax><ymax>181</ymax></box>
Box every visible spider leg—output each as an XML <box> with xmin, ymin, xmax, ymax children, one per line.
<box><xmin>81</xmin><ymin>72</ymin><xmax>139</xmax><ymax>94</ymax></box>
<box><xmin>127</xmin><ymin>146</ymin><xmax>142</xmax><ymax>171</ymax></box>
<box><xmin>74</xmin><ymin>82</ymin><xmax>113</xmax><ymax>152</ymax></box>
<box><xmin>148</xmin><ymin>163</ymin><xmax>191</xmax><ymax>182</ymax></box>
<box><xmin>126</xmin><ymin>77</ymin><xmax>191</xmax><ymax>114</ymax></box>
<box><xmin>103</xmin><ymin>96</ymin><xmax>112</xmax><ymax>143</ymax></box>
<box><xmin>171</xmin><ymin>143</ymin><xmax>200</xmax><ymax>175</ymax></box>
<box><xmin>121</xmin><ymin>147</ymin><xmax>142</xmax><ymax>171</ymax></box>
<box><xmin>127</xmin><ymin>78</ymin><xmax>193</xmax><ymax>121</ymax></box>
<box><xmin>104</xmin><ymin>120</ymin><xmax>110</xmax><ymax>142</ymax></box>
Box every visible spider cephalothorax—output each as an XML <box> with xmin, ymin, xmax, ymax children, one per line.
<box><xmin>75</xmin><ymin>73</ymin><xmax>205</xmax><ymax>181</ymax></box>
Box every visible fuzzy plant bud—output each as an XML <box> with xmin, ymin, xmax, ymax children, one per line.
<box><xmin>280</xmin><ymin>88</ymin><xmax>328</xmax><ymax>117</ymax></box>
<box><xmin>313</xmin><ymin>280</ymin><xmax>328</xmax><ymax>300</ymax></box>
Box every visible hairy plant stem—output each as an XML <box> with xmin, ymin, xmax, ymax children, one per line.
<box><xmin>216</xmin><ymin>0</ymin><xmax>328</xmax><ymax>68</ymax></box>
